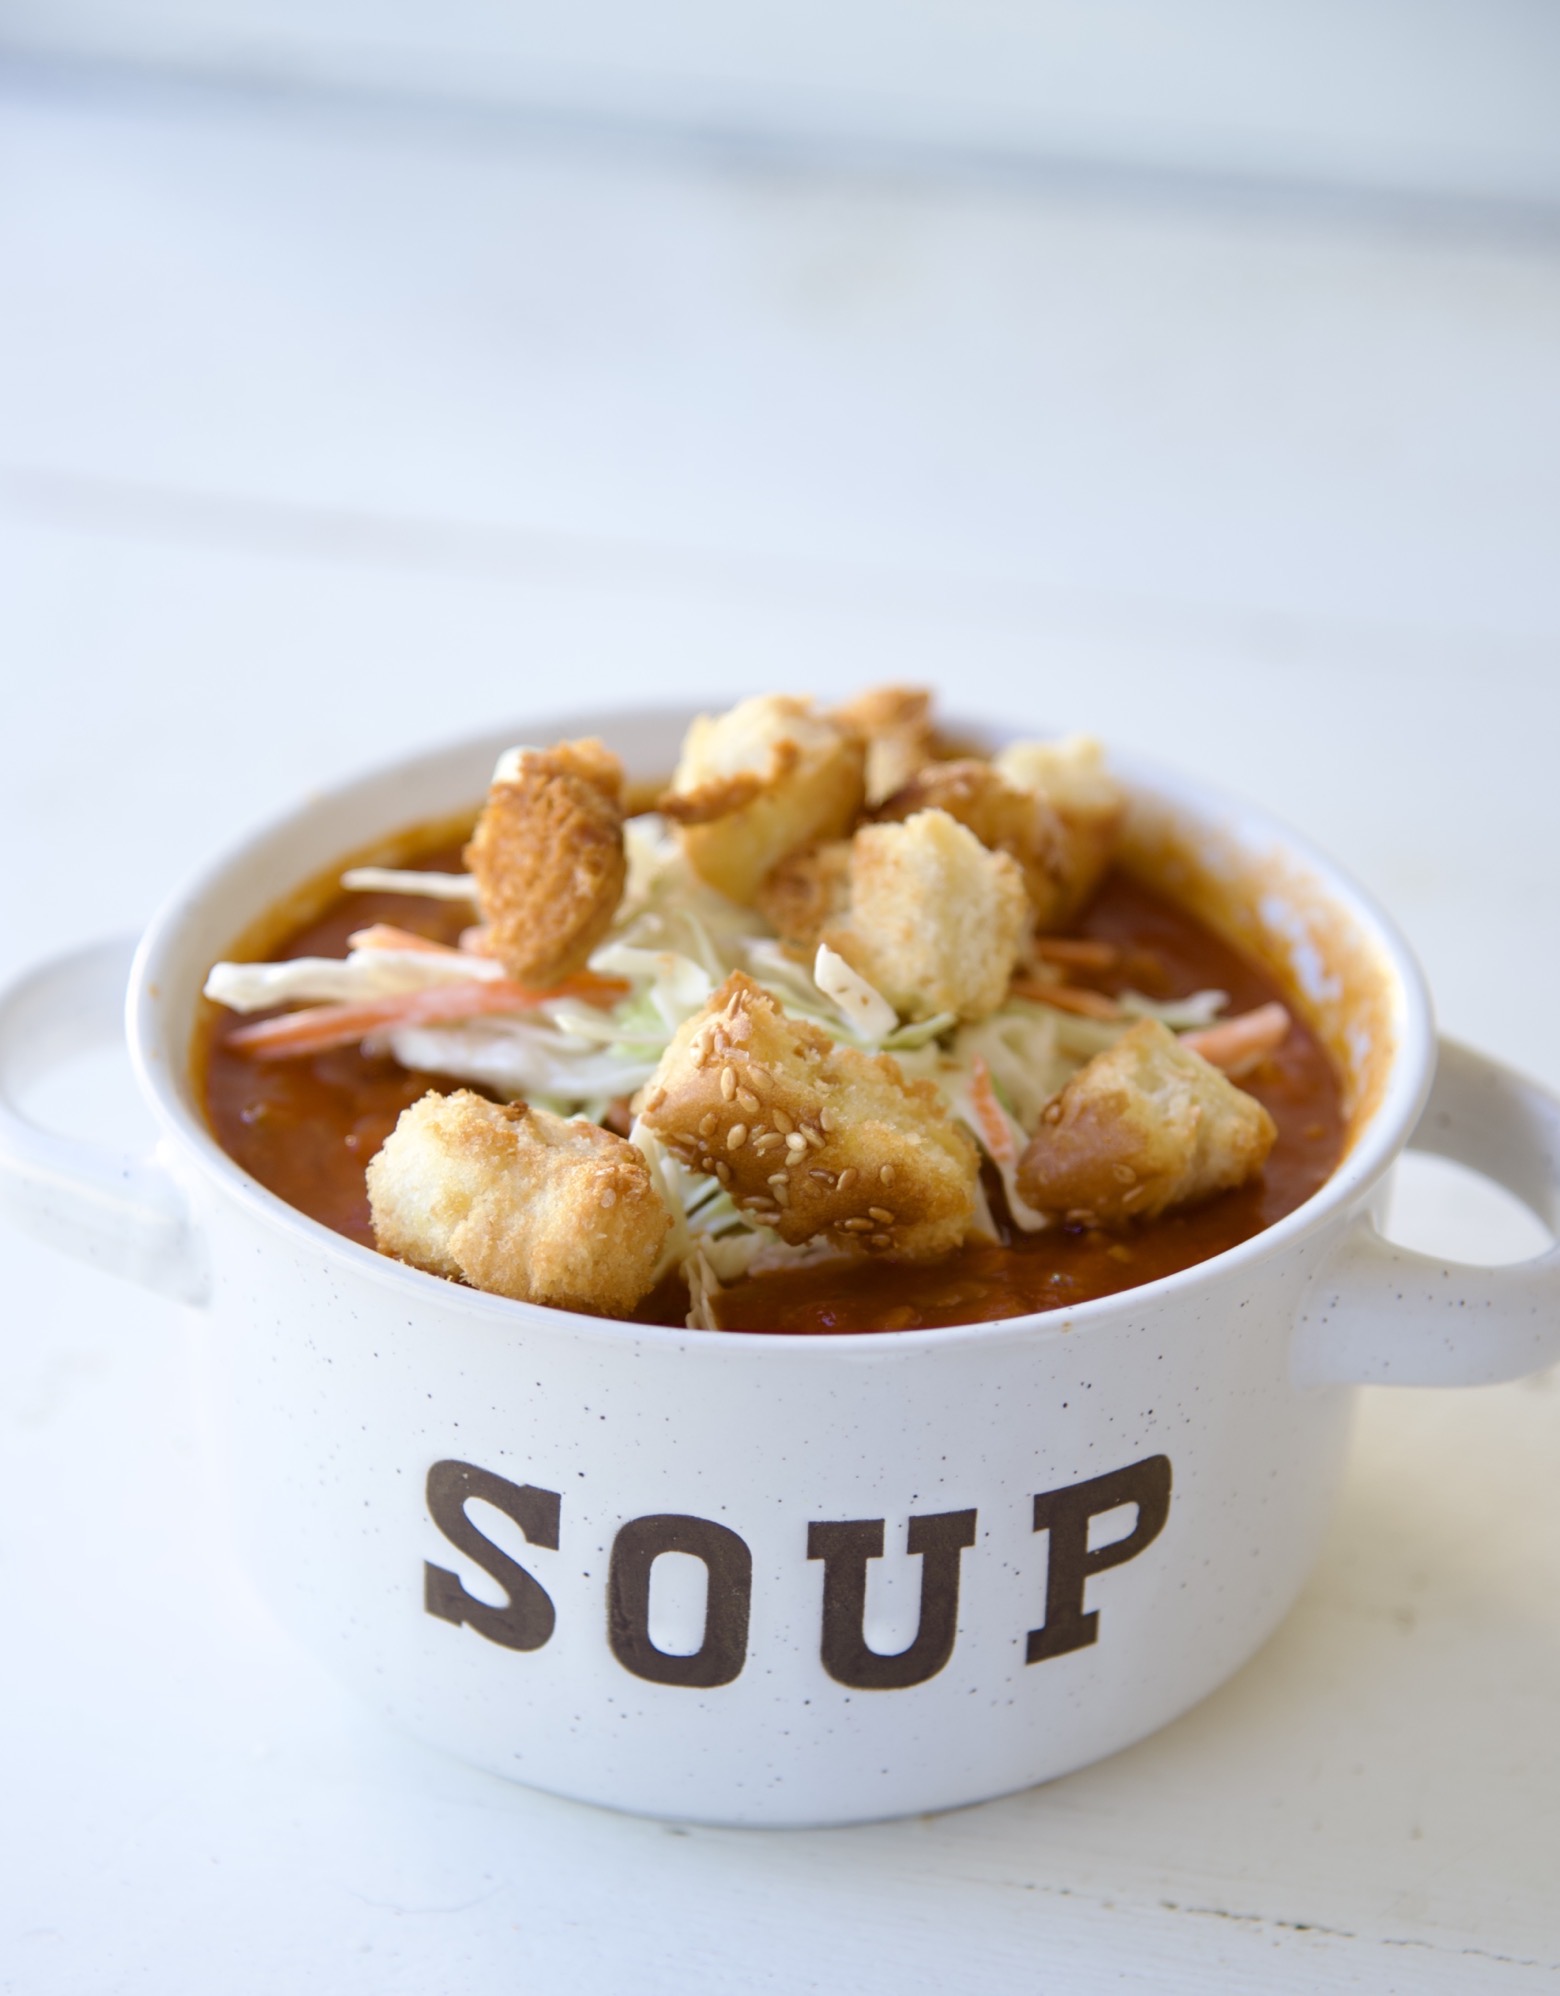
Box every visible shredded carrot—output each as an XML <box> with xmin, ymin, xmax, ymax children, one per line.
<box><xmin>548</xmin><ymin>970</ymin><xmax>632</xmax><ymax>1006</ymax></box>
<box><xmin>968</xmin><ymin>1055</ymin><xmax>1017</xmax><ymax>1169</ymax></box>
<box><xmin>228</xmin><ymin>972</ymin><xmax>630</xmax><ymax>1059</ymax></box>
<box><xmin>346</xmin><ymin>925</ymin><xmax>466</xmax><ymax>956</ymax></box>
<box><xmin>1031</xmin><ymin>938</ymin><xmax>1121</xmax><ymax>971</ymax></box>
<box><xmin>1183</xmin><ymin>1002</ymin><xmax>1291</xmax><ymax>1076</ymax></box>
<box><xmin>1010</xmin><ymin>977</ymin><xmax>1124</xmax><ymax>1020</ymax></box>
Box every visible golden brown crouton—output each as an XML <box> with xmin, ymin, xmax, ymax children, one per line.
<box><xmin>993</xmin><ymin>735</ymin><xmax>1125</xmax><ymax>928</ymax></box>
<box><xmin>464</xmin><ymin>741</ymin><xmax>627</xmax><ymax>985</ymax></box>
<box><xmin>637</xmin><ymin>972</ymin><xmax>978</xmax><ymax>1261</ymax></box>
<box><xmin>833</xmin><ymin>685</ymin><xmax>937</xmax><ymax>807</ymax></box>
<box><xmin>755</xmin><ymin>839</ymin><xmax>853</xmax><ymax>948</ymax></box>
<box><xmin>658</xmin><ymin>696</ymin><xmax>866</xmax><ymax>904</ymax></box>
<box><xmin>1015</xmin><ymin>1018</ymin><xmax>1276</xmax><ymax>1228</ymax></box>
<box><xmin>876</xmin><ymin>758</ymin><xmax>1072</xmax><ymax>927</ymax></box>
<box><xmin>832</xmin><ymin>810</ymin><xmax>1028</xmax><ymax>1024</ymax></box>
<box><xmin>368</xmin><ymin>1090</ymin><xmax>669</xmax><ymax>1313</ymax></box>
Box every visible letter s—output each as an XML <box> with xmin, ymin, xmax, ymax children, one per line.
<box><xmin>424</xmin><ymin>1459</ymin><xmax>561</xmax><ymax>1653</ymax></box>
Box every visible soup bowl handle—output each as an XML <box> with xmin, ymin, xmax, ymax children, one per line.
<box><xmin>1293</xmin><ymin>1038</ymin><xmax>1560</xmax><ymax>1388</ymax></box>
<box><xmin>0</xmin><ymin>939</ymin><xmax>208</xmax><ymax>1305</ymax></box>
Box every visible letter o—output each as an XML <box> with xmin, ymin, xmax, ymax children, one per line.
<box><xmin>607</xmin><ymin>1513</ymin><xmax>753</xmax><ymax>1688</ymax></box>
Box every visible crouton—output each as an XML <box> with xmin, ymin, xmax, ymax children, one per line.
<box><xmin>1015</xmin><ymin>1018</ymin><xmax>1276</xmax><ymax>1228</ymax></box>
<box><xmin>658</xmin><ymin>696</ymin><xmax>866</xmax><ymax>903</ymax></box>
<box><xmin>833</xmin><ymin>685</ymin><xmax>937</xmax><ymax>807</ymax></box>
<box><xmin>464</xmin><ymin>741</ymin><xmax>627</xmax><ymax>985</ymax></box>
<box><xmin>756</xmin><ymin>839</ymin><xmax>853</xmax><ymax>948</ymax></box>
<box><xmin>993</xmin><ymin>735</ymin><xmax>1124</xmax><ymax>928</ymax></box>
<box><xmin>875</xmin><ymin>758</ymin><xmax>1072</xmax><ymax>927</ymax></box>
<box><xmin>832</xmin><ymin>810</ymin><xmax>1028</xmax><ymax>1024</ymax></box>
<box><xmin>637</xmin><ymin>972</ymin><xmax>978</xmax><ymax>1261</ymax></box>
<box><xmin>368</xmin><ymin>1090</ymin><xmax>669</xmax><ymax>1313</ymax></box>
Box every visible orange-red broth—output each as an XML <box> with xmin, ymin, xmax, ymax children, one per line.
<box><xmin>199</xmin><ymin>842</ymin><xmax>1343</xmax><ymax>1333</ymax></box>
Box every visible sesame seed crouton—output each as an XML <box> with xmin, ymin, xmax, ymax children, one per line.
<box><xmin>993</xmin><ymin>735</ymin><xmax>1125</xmax><ymax>928</ymax></box>
<box><xmin>368</xmin><ymin>1090</ymin><xmax>669</xmax><ymax>1313</ymax></box>
<box><xmin>875</xmin><ymin>758</ymin><xmax>1073</xmax><ymax>928</ymax></box>
<box><xmin>1015</xmin><ymin>1018</ymin><xmax>1276</xmax><ymax>1228</ymax></box>
<box><xmin>637</xmin><ymin>972</ymin><xmax>978</xmax><ymax>1261</ymax></box>
<box><xmin>832</xmin><ymin>810</ymin><xmax>1029</xmax><ymax>1024</ymax></box>
<box><xmin>755</xmin><ymin>839</ymin><xmax>853</xmax><ymax>948</ymax></box>
<box><xmin>832</xmin><ymin>685</ymin><xmax>937</xmax><ymax>807</ymax></box>
<box><xmin>658</xmin><ymin>696</ymin><xmax>866</xmax><ymax>904</ymax></box>
<box><xmin>464</xmin><ymin>740</ymin><xmax>627</xmax><ymax>985</ymax></box>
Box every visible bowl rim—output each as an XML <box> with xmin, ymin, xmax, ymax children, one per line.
<box><xmin>128</xmin><ymin>702</ymin><xmax>1436</xmax><ymax>1355</ymax></box>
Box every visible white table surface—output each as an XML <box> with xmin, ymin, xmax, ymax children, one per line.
<box><xmin>2</xmin><ymin>67</ymin><xmax>1558</xmax><ymax>1994</ymax></box>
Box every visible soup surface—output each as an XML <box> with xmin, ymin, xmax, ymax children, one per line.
<box><xmin>199</xmin><ymin>841</ymin><xmax>1344</xmax><ymax>1332</ymax></box>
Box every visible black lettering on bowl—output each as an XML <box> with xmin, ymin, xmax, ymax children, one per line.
<box><xmin>807</xmin><ymin>1510</ymin><xmax>978</xmax><ymax>1689</ymax></box>
<box><xmin>424</xmin><ymin>1459</ymin><xmax>561</xmax><ymax>1653</ymax></box>
<box><xmin>1026</xmin><ymin>1455</ymin><xmax>1172</xmax><ymax>1663</ymax></box>
<box><xmin>607</xmin><ymin>1514</ymin><xmax>753</xmax><ymax>1688</ymax></box>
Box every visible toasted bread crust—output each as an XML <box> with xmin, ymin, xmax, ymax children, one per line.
<box><xmin>1015</xmin><ymin>1017</ymin><xmax>1276</xmax><ymax>1227</ymax></box>
<box><xmin>993</xmin><ymin>735</ymin><xmax>1124</xmax><ymax>928</ymax></box>
<box><xmin>833</xmin><ymin>809</ymin><xmax>1029</xmax><ymax>1023</ymax></box>
<box><xmin>875</xmin><ymin>759</ymin><xmax>1073</xmax><ymax>927</ymax></box>
<box><xmin>659</xmin><ymin>696</ymin><xmax>866</xmax><ymax>904</ymax></box>
<box><xmin>833</xmin><ymin>684</ymin><xmax>937</xmax><ymax>807</ymax></box>
<box><xmin>637</xmin><ymin>972</ymin><xmax>978</xmax><ymax>1261</ymax></box>
<box><xmin>464</xmin><ymin>741</ymin><xmax>627</xmax><ymax>985</ymax></box>
<box><xmin>368</xmin><ymin>1090</ymin><xmax>669</xmax><ymax>1312</ymax></box>
<box><xmin>755</xmin><ymin>839</ymin><xmax>854</xmax><ymax>948</ymax></box>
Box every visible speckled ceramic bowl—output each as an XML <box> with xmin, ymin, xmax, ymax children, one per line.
<box><xmin>2</xmin><ymin>706</ymin><xmax>1557</xmax><ymax>1826</ymax></box>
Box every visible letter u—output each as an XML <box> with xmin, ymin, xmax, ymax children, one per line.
<box><xmin>807</xmin><ymin>1510</ymin><xmax>977</xmax><ymax>1690</ymax></box>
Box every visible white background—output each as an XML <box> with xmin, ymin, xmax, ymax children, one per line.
<box><xmin>1</xmin><ymin>27</ymin><xmax>1558</xmax><ymax>1994</ymax></box>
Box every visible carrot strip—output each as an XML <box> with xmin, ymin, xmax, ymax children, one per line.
<box><xmin>1010</xmin><ymin>977</ymin><xmax>1124</xmax><ymax>1020</ymax></box>
<box><xmin>968</xmin><ymin>1055</ymin><xmax>1017</xmax><ymax>1170</ymax></box>
<box><xmin>346</xmin><ymin>925</ymin><xmax>467</xmax><ymax>956</ymax></box>
<box><xmin>554</xmin><ymin>971</ymin><xmax>632</xmax><ymax>1005</ymax></box>
<box><xmin>229</xmin><ymin>972</ymin><xmax>630</xmax><ymax>1059</ymax></box>
<box><xmin>1031</xmin><ymin>938</ymin><xmax>1121</xmax><ymax>971</ymax></box>
<box><xmin>1183</xmin><ymin>1003</ymin><xmax>1291</xmax><ymax>1076</ymax></box>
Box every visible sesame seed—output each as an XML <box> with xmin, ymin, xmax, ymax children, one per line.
<box><xmin>771</xmin><ymin>1108</ymin><xmax>794</xmax><ymax>1135</ymax></box>
<box><xmin>870</xmin><ymin>1233</ymin><xmax>891</xmax><ymax>1249</ymax></box>
<box><xmin>753</xmin><ymin>1132</ymin><xmax>784</xmax><ymax>1153</ymax></box>
<box><xmin>879</xmin><ymin>1165</ymin><xmax>895</xmax><ymax>1185</ymax></box>
<box><xmin>698</xmin><ymin>1113</ymin><xmax>717</xmax><ymax>1137</ymax></box>
<box><xmin>836</xmin><ymin>1167</ymin><xmax>858</xmax><ymax>1192</ymax></box>
<box><xmin>767</xmin><ymin>1171</ymin><xmax>788</xmax><ymax>1185</ymax></box>
<box><xmin>1113</xmin><ymin>1163</ymin><xmax>1136</xmax><ymax>1184</ymax></box>
<box><xmin>727</xmin><ymin>1124</ymin><xmax>748</xmax><ymax>1150</ymax></box>
<box><xmin>819</xmin><ymin>1106</ymin><xmax>838</xmax><ymax>1131</ymax></box>
<box><xmin>802</xmin><ymin>1125</ymin><xmax>824</xmax><ymax>1149</ymax></box>
<box><xmin>772</xmin><ymin>1183</ymin><xmax>790</xmax><ymax>1207</ymax></box>
<box><xmin>737</xmin><ymin>1088</ymin><xmax>760</xmax><ymax>1114</ymax></box>
<box><xmin>809</xmin><ymin>1169</ymin><xmax>834</xmax><ymax>1185</ymax></box>
<box><xmin>720</xmin><ymin>1067</ymin><xmax>737</xmax><ymax>1100</ymax></box>
<box><xmin>715</xmin><ymin>1162</ymin><xmax>732</xmax><ymax>1185</ymax></box>
<box><xmin>868</xmin><ymin>1206</ymin><xmax>894</xmax><ymax>1225</ymax></box>
<box><xmin>786</xmin><ymin>1133</ymin><xmax>807</xmax><ymax>1154</ymax></box>
<box><xmin>840</xmin><ymin>1217</ymin><xmax>872</xmax><ymax>1233</ymax></box>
